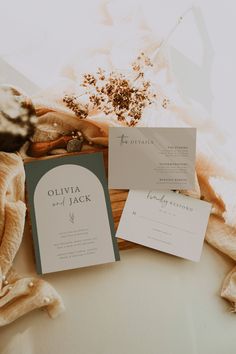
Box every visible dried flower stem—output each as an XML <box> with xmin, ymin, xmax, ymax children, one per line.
<box><xmin>63</xmin><ymin>52</ymin><xmax>157</xmax><ymax>126</ymax></box>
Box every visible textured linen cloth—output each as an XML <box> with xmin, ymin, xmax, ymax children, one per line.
<box><xmin>0</xmin><ymin>152</ymin><xmax>64</xmax><ymax>326</ymax></box>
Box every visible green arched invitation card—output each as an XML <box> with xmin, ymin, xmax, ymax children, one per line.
<box><xmin>25</xmin><ymin>152</ymin><xmax>120</xmax><ymax>274</ymax></box>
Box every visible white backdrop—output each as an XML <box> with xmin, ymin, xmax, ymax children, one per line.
<box><xmin>0</xmin><ymin>1</ymin><xmax>236</xmax><ymax>354</ymax></box>
<box><xmin>0</xmin><ymin>0</ymin><xmax>236</xmax><ymax>134</ymax></box>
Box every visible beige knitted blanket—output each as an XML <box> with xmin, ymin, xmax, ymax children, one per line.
<box><xmin>0</xmin><ymin>152</ymin><xmax>64</xmax><ymax>326</ymax></box>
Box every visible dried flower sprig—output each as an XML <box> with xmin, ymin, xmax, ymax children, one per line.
<box><xmin>0</xmin><ymin>86</ymin><xmax>36</xmax><ymax>152</ymax></box>
<box><xmin>63</xmin><ymin>52</ymin><xmax>157</xmax><ymax>126</ymax></box>
<box><xmin>63</xmin><ymin>94</ymin><xmax>89</xmax><ymax>119</ymax></box>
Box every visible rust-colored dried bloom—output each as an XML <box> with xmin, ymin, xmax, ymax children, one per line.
<box><xmin>63</xmin><ymin>52</ymin><xmax>157</xmax><ymax>126</ymax></box>
<box><xmin>63</xmin><ymin>94</ymin><xmax>89</xmax><ymax>119</ymax></box>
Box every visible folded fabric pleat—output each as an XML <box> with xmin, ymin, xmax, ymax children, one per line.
<box><xmin>0</xmin><ymin>152</ymin><xmax>64</xmax><ymax>326</ymax></box>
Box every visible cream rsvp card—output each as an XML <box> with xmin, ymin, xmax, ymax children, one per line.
<box><xmin>116</xmin><ymin>190</ymin><xmax>211</xmax><ymax>261</ymax></box>
<box><xmin>25</xmin><ymin>152</ymin><xmax>119</xmax><ymax>274</ymax></box>
<box><xmin>109</xmin><ymin>127</ymin><xmax>196</xmax><ymax>190</ymax></box>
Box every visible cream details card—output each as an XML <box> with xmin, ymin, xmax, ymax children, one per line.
<box><xmin>109</xmin><ymin>127</ymin><xmax>196</xmax><ymax>190</ymax></box>
<box><xmin>116</xmin><ymin>190</ymin><xmax>211</xmax><ymax>261</ymax></box>
<box><xmin>25</xmin><ymin>152</ymin><xmax>119</xmax><ymax>274</ymax></box>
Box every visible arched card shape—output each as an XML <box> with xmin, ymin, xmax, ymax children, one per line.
<box><xmin>34</xmin><ymin>164</ymin><xmax>115</xmax><ymax>273</ymax></box>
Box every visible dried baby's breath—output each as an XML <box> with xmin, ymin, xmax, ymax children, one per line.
<box><xmin>63</xmin><ymin>52</ymin><xmax>157</xmax><ymax>126</ymax></box>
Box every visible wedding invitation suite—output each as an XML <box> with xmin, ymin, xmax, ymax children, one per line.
<box><xmin>109</xmin><ymin>127</ymin><xmax>196</xmax><ymax>190</ymax></box>
<box><xmin>25</xmin><ymin>152</ymin><xmax>120</xmax><ymax>274</ymax></box>
<box><xmin>116</xmin><ymin>190</ymin><xmax>211</xmax><ymax>261</ymax></box>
